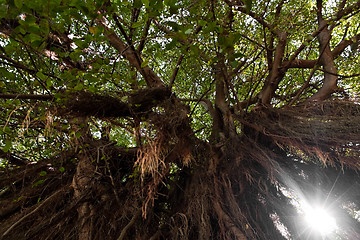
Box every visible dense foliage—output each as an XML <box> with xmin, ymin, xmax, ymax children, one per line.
<box><xmin>1</xmin><ymin>0</ymin><xmax>360</xmax><ymax>239</ymax></box>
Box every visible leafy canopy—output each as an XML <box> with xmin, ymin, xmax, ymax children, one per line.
<box><xmin>1</xmin><ymin>0</ymin><xmax>360</xmax><ymax>239</ymax></box>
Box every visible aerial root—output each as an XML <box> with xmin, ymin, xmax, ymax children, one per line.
<box><xmin>2</xmin><ymin>186</ymin><xmax>71</xmax><ymax>238</ymax></box>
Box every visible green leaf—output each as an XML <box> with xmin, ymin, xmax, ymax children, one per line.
<box><xmin>164</xmin><ymin>0</ymin><xmax>171</xmax><ymax>6</ymax></box>
<box><xmin>133</xmin><ymin>0</ymin><xmax>142</xmax><ymax>8</ymax></box>
<box><xmin>245</xmin><ymin>0</ymin><xmax>252</xmax><ymax>13</ymax></box>
<box><xmin>39</xmin><ymin>171</ymin><xmax>47</xmax><ymax>176</ymax></box>
<box><xmin>89</xmin><ymin>26</ymin><xmax>98</xmax><ymax>35</ymax></box>
<box><xmin>29</xmin><ymin>33</ymin><xmax>43</xmax><ymax>43</ymax></box>
<box><xmin>218</xmin><ymin>35</ymin><xmax>225</xmax><ymax>45</ymax></box>
<box><xmin>141</xmin><ymin>59</ymin><xmax>149</xmax><ymax>68</ymax></box>
<box><xmin>184</xmin><ymin>28</ymin><xmax>192</xmax><ymax>35</ymax></box>
<box><xmin>14</xmin><ymin>0</ymin><xmax>23</xmax><ymax>8</ymax></box>
<box><xmin>0</xmin><ymin>2</ymin><xmax>7</xmax><ymax>18</ymax></box>
<box><xmin>198</xmin><ymin>20</ymin><xmax>207</xmax><ymax>27</ymax></box>
<box><xmin>3</xmin><ymin>140</ymin><xmax>12</xmax><ymax>152</ymax></box>
<box><xmin>31</xmin><ymin>40</ymin><xmax>44</xmax><ymax>48</ymax></box>
<box><xmin>165</xmin><ymin>39</ymin><xmax>177</xmax><ymax>50</ymax></box>
<box><xmin>24</xmin><ymin>15</ymin><xmax>37</xmax><ymax>25</ymax></box>
<box><xmin>231</xmin><ymin>60</ymin><xmax>239</xmax><ymax>68</ymax></box>
<box><xmin>233</xmin><ymin>52</ymin><xmax>245</xmax><ymax>58</ymax></box>
<box><xmin>59</xmin><ymin>167</ymin><xmax>65</xmax><ymax>173</ymax></box>
<box><xmin>32</xmin><ymin>179</ymin><xmax>45</xmax><ymax>187</ymax></box>
<box><xmin>73</xmin><ymin>39</ymin><xmax>87</xmax><ymax>49</ymax></box>
<box><xmin>75</xmin><ymin>131</ymin><xmax>82</xmax><ymax>138</ymax></box>
<box><xmin>14</xmin><ymin>196</ymin><xmax>23</xmax><ymax>202</ymax></box>
<box><xmin>24</xmin><ymin>0</ymin><xmax>43</xmax><ymax>10</ymax></box>
<box><xmin>169</xmin><ymin>6</ymin><xmax>178</xmax><ymax>14</ymax></box>
<box><xmin>36</xmin><ymin>72</ymin><xmax>46</xmax><ymax>81</ymax></box>
<box><xmin>2</xmin><ymin>69</ymin><xmax>16</xmax><ymax>80</ymax></box>
<box><xmin>74</xmin><ymin>83</ymin><xmax>84</xmax><ymax>91</ymax></box>
<box><xmin>132</xmin><ymin>21</ymin><xmax>142</xmax><ymax>28</ymax></box>
<box><xmin>39</xmin><ymin>19</ymin><xmax>50</xmax><ymax>35</ymax></box>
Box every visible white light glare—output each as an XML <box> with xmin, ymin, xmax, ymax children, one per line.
<box><xmin>304</xmin><ymin>206</ymin><xmax>337</xmax><ymax>235</ymax></box>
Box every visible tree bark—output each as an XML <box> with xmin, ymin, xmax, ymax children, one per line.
<box><xmin>310</xmin><ymin>0</ymin><xmax>339</xmax><ymax>101</ymax></box>
<box><xmin>71</xmin><ymin>153</ymin><xmax>95</xmax><ymax>240</ymax></box>
<box><xmin>260</xmin><ymin>31</ymin><xmax>287</xmax><ymax>105</ymax></box>
<box><xmin>70</xmin><ymin>119</ymin><xmax>95</xmax><ymax>240</ymax></box>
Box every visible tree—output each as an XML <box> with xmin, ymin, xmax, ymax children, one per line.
<box><xmin>1</xmin><ymin>0</ymin><xmax>360</xmax><ymax>239</ymax></box>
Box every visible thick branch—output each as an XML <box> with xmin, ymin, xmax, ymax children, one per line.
<box><xmin>212</xmin><ymin>56</ymin><xmax>236</xmax><ymax>140</ymax></box>
<box><xmin>0</xmin><ymin>94</ymin><xmax>53</xmax><ymax>100</ymax></box>
<box><xmin>0</xmin><ymin>54</ymin><xmax>36</xmax><ymax>74</ymax></box>
<box><xmin>332</xmin><ymin>32</ymin><xmax>360</xmax><ymax>57</ymax></box>
<box><xmin>281</xmin><ymin>0</ymin><xmax>360</xmax><ymax>71</ymax></box>
<box><xmin>310</xmin><ymin>3</ymin><xmax>338</xmax><ymax>101</ymax></box>
<box><xmin>259</xmin><ymin>32</ymin><xmax>287</xmax><ymax>104</ymax></box>
<box><xmin>284</xmin><ymin>59</ymin><xmax>317</xmax><ymax>69</ymax></box>
<box><xmin>98</xmin><ymin>19</ymin><xmax>164</xmax><ymax>88</ymax></box>
<box><xmin>335</xmin><ymin>0</ymin><xmax>360</xmax><ymax>20</ymax></box>
<box><xmin>280</xmin><ymin>0</ymin><xmax>359</xmax><ymax>72</ymax></box>
<box><xmin>282</xmin><ymin>32</ymin><xmax>360</xmax><ymax>69</ymax></box>
<box><xmin>0</xmin><ymin>149</ymin><xmax>29</xmax><ymax>166</ymax></box>
<box><xmin>65</xmin><ymin>88</ymin><xmax>171</xmax><ymax>118</ymax></box>
<box><xmin>212</xmin><ymin>65</ymin><xmax>227</xmax><ymax>140</ymax></box>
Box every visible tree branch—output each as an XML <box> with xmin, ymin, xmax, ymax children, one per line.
<box><xmin>0</xmin><ymin>94</ymin><xmax>53</xmax><ymax>100</ymax></box>
<box><xmin>332</xmin><ymin>32</ymin><xmax>360</xmax><ymax>57</ymax></box>
<box><xmin>0</xmin><ymin>149</ymin><xmax>29</xmax><ymax>166</ymax></box>
<box><xmin>64</xmin><ymin>88</ymin><xmax>171</xmax><ymax>118</ymax></box>
<box><xmin>234</xmin><ymin>6</ymin><xmax>275</xmax><ymax>34</ymax></box>
<box><xmin>259</xmin><ymin>31</ymin><xmax>287</xmax><ymax>104</ymax></box>
<box><xmin>137</xmin><ymin>18</ymin><xmax>152</xmax><ymax>53</ymax></box>
<box><xmin>335</xmin><ymin>0</ymin><xmax>360</xmax><ymax>20</ymax></box>
<box><xmin>117</xmin><ymin>210</ymin><xmax>141</xmax><ymax>240</ymax></box>
<box><xmin>281</xmin><ymin>0</ymin><xmax>360</xmax><ymax>71</ymax></box>
<box><xmin>282</xmin><ymin>31</ymin><xmax>360</xmax><ymax>69</ymax></box>
<box><xmin>97</xmin><ymin>18</ymin><xmax>164</xmax><ymax>88</ymax></box>
<box><xmin>169</xmin><ymin>54</ymin><xmax>184</xmax><ymax>90</ymax></box>
<box><xmin>310</xmin><ymin>1</ymin><xmax>339</xmax><ymax>100</ymax></box>
<box><xmin>288</xmin><ymin>66</ymin><xmax>319</xmax><ymax>105</ymax></box>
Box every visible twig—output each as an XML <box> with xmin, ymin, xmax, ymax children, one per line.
<box><xmin>169</xmin><ymin>54</ymin><xmax>184</xmax><ymax>89</ymax></box>
<box><xmin>288</xmin><ymin>66</ymin><xmax>319</xmax><ymax>106</ymax></box>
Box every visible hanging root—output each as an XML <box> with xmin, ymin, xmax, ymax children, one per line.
<box><xmin>241</xmin><ymin>100</ymin><xmax>360</xmax><ymax>169</ymax></box>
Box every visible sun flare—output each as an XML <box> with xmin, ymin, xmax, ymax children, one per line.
<box><xmin>304</xmin><ymin>206</ymin><xmax>337</xmax><ymax>235</ymax></box>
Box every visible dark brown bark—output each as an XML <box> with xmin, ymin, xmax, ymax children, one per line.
<box><xmin>0</xmin><ymin>94</ymin><xmax>53</xmax><ymax>100</ymax></box>
<box><xmin>2</xmin><ymin>3</ymin><xmax>360</xmax><ymax>240</ymax></box>
<box><xmin>62</xmin><ymin>88</ymin><xmax>171</xmax><ymax>118</ymax></box>
<box><xmin>332</xmin><ymin>32</ymin><xmax>360</xmax><ymax>57</ymax></box>
<box><xmin>212</xmin><ymin>57</ymin><xmax>235</xmax><ymax>141</ymax></box>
